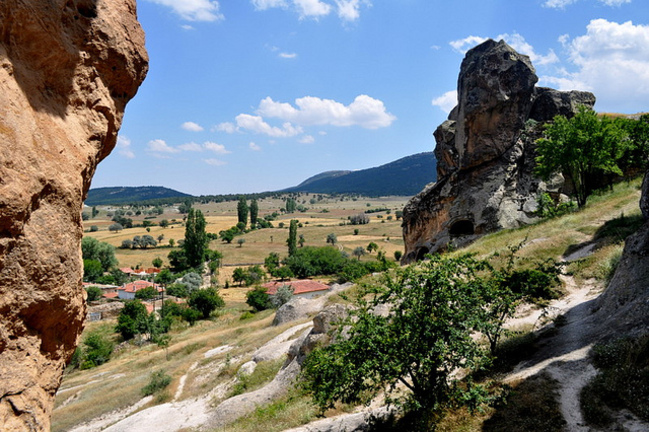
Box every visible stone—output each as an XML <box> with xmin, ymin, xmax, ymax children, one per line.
<box><xmin>0</xmin><ymin>1</ymin><xmax>147</xmax><ymax>430</ymax></box>
<box><xmin>402</xmin><ymin>40</ymin><xmax>594</xmax><ymax>263</ymax></box>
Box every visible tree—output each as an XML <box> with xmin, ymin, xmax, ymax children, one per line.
<box><xmin>250</xmin><ymin>199</ymin><xmax>259</xmax><ymax>227</ymax></box>
<box><xmin>535</xmin><ymin>106</ymin><xmax>627</xmax><ymax>207</ymax></box>
<box><xmin>115</xmin><ymin>300</ymin><xmax>149</xmax><ymax>340</ymax></box>
<box><xmin>184</xmin><ymin>208</ymin><xmax>208</xmax><ymax>268</ymax></box>
<box><xmin>237</xmin><ymin>197</ymin><xmax>249</xmax><ymax>227</ymax></box>
<box><xmin>188</xmin><ymin>288</ymin><xmax>224</xmax><ymax>319</ymax></box>
<box><xmin>81</xmin><ymin>331</ymin><xmax>114</xmax><ymax>369</ymax></box>
<box><xmin>82</xmin><ymin>237</ymin><xmax>118</xmax><ymax>272</ymax></box>
<box><xmin>246</xmin><ymin>287</ymin><xmax>271</xmax><ymax>312</ymax></box>
<box><xmin>269</xmin><ymin>284</ymin><xmax>294</xmax><ymax>308</ymax></box>
<box><xmin>350</xmin><ymin>213</ymin><xmax>369</xmax><ymax>225</ymax></box>
<box><xmin>326</xmin><ymin>233</ymin><xmax>337</xmax><ymax>245</ymax></box>
<box><xmin>155</xmin><ymin>268</ymin><xmax>175</xmax><ymax>285</ymax></box>
<box><xmin>152</xmin><ymin>257</ymin><xmax>163</xmax><ymax>268</ymax></box>
<box><xmin>83</xmin><ymin>259</ymin><xmax>104</xmax><ymax>282</ymax></box>
<box><xmin>285</xmin><ymin>197</ymin><xmax>297</xmax><ymax>213</ymax></box>
<box><xmin>237</xmin><ymin>238</ymin><xmax>246</xmax><ymax>248</ymax></box>
<box><xmin>140</xmin><ymin>235</ymin><xmax>157</xmax><ymax>249</ymax></box>
<box><xmin>92</xmin><ymin>206</ymin><xmax>99</xmax><ymax>218</ymax></box>
<box><xmin>352</xmin><ymin>246</ymin><xmax>366</xmax><ymax>260</ymax></box>
<box><xmin>167</xmin><ymin>249</ymin><xmax>188</xmax><ymax>273</ymax></box>
<box><xmin>219</xmin><ymin>228</ymin><xmax>236</xmax><ymax>244</ymax></box>
<box><xmin>287</xmin><ymin>219</ymin><xmax>298</xmax><ymax>257</ymax></box>
<box><xmin>85</xmin><ymin>286</ymin><xmax>103</xmax><ymax>302</ymax></box>
<box><xmin>159</xmin><ymin>219</ymin><xmax>169</xmax><ymax>228</ymax></box>
<box><xmin>180</xmin><ymin>272</ymin><xmax>202</xmax><ymax>293</ymax></box>
<box><xmin>299</xmin><ymin>234</ymin><xmax>305</xmax><ymax>248</ymax></box>
<box><xmin>89</xmin><ymin>225</ymin><xmax>99</xmax><ymax>232</ymax></box>
<box><xmin>233</xmin><ymin>267</ymin><xmax>247</xmax><ymax>286</ymax></box>
<box><xmin>301</xmin><ymin>255</ymin><xmax>495</xmax><ymax>428</ymax></box>
<box><xmin>264</xmin><ymin>252</ymin><xmax>281</xmax><ymax>274</ymax></box>
<box><xmin>367</xmin><ymin>242</ymin><xmax>379</xmax><ymax>254</ymax></box>
<box><xmin>135</xmin><ymin>286</ymin><xmax>159</xmax><ymax>301</ymax></box>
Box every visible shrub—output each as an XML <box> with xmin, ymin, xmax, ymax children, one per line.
<box><xmin>82</xmin><ymin>332</ymin><xmax>114</xmax><ymax>369</ymax></box>
<box><xmin>246</xmin><ymin>287</ymin><xmax>272</xmax><ymax>312</ymax></box>
<box><xmin>85</xmin><ymin>286</ymin><xmax>103</xmax><ymax>302</ymax></box>
<box><xmin>188</xmin><ymin>287</ymin><xmax>224</xmax><ymax>319</ymax></box>
<box><xmin>142</xmin><ymin>370</ymin><xmax>172</xmax><ymax>396</ymax></box>
<box><xmin>269</xmin><ymin>284</ymin><xmax>294</xmax><ymax>308</ymax></box>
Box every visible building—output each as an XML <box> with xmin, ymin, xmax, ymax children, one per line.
<box><xmin>261</xmin><ymin>280</ymin><xmax>330</xmax><ymax>300</ymax></box>
<box><xmin>116</xmin><ymin>280</ymin><xmax>164</xmax><ymax>300</ymax></box>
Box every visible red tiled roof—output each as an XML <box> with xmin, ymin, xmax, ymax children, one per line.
<box><xmin>103</xmin><ymin>292</ymin><xmax>119</xmax><ymax>299</ymax></box>
<box><xmin>118</xmin><ymin>280</ymin><xmax>163</xmax><ymax>293</ymax></box>
<box><xmin>261</xmin><ymin>280</ymin><xmax>330</xmax><ymax>295</ymax></box>
<box><xmin>119</xmin><ymin>267</ymin><xmax>135</xmax><ymax>274</ymax></box>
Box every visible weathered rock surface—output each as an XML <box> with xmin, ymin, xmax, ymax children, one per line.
<box><xmin>590</xmin><ymin>171</ymin><xmax>649</xmax><ymax>337</ymax></box>
<box><xmin>402</xmin><ymin>40</ymin><xmax>594</xmax><ymax>262</ymax></box>
<box><xmin>0</xmin><ymin>1</ymin><xmax>147</xmax><ymax>430</ymax></box>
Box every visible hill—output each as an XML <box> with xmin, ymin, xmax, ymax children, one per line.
<box><xmin>85</xmin><ymin>186</ymin><xmax>192</xmax><ymax>206</ymax></box>
<box><xmin>284</xmin><ymin>152</ymin><xmax>436</xmax><ymax>196</ymax></box>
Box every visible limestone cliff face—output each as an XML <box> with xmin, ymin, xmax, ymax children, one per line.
<box><xmin>402</xmin><ymin>40</ymin><xmax>594</xmax><ymax>263</ymax></box>
<box><xmin>0</xmin><ymin>1</ymin><xmax>147</xmax><ymax>430</ymax></box>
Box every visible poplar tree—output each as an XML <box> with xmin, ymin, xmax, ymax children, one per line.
<box><xmin>237</xmin><ymin>197</ymin><xmax>249</xmax><ymax>227</ymax></box>
<box><xmin>287</xmin><ymin>219</ymin><xmax>298</xmax><ymax>257</ymax></box>
<box><xmin>184</xmin><ymin>208</ymin><xmax>208</xmax><ymax>268</ymax></box>
<box><xmin>250</xmin><ymin>199</ymin><xmax>259</xmax><ymax>227</ymax></box>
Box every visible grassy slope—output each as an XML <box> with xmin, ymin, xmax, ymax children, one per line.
<box><xmin>60</xmin><ymin>181</ymin><xmax>644</xmax><ymax>431</ymax></box>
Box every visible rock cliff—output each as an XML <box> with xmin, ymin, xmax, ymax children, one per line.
<box><xmin>0</xmin><ymin>1</ymin><xmax>147</xmax><ymax>430</ymax></box>
<box><xmin>402</xmin><ymin>40</ymin><xmax>594</xmax><ymax>263</ymax></box>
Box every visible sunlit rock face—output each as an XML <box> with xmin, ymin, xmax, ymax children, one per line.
<box><xmin>402</xmin><ymin>40</ymin><xmax>594</xmax><ymax>263</ymax></box>
<box><xmin>0</xmin><ymin>1</ymin><xmax>147</xmax><ymax>429</ymax></box>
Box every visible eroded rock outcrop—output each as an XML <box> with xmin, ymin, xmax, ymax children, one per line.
<box><xmin>402</xmin><ymin>40</ymin><xmax>594</xmax><ymax>262</ymax></box>
<box><xmin>0</xmin><ymin>1</ymin><xmax>147</xmax><ymax>430</ymax></box>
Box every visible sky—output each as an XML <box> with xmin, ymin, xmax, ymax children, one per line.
<box><xmin>92</xmin><ymin>0</ymin><xmax>649</xmax><ymax>196</ymax></box>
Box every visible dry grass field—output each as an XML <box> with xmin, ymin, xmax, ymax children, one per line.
<box><xmin>83</xmin><ymin>194</ymin><xmax>409</xmax><ymax>274</ymax></box>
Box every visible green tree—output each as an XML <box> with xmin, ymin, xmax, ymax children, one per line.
<box><xmin>367</xmin><ymin>242</ymin><xmax>379</xmax><ymax>254</ymax></box>
<box><xmin>285</xmin><ymin>197</ymin><xmax>297</xmax><ymax>213</ymax></box>
<box><xmin>152</xmin><ymin>257</ymin><xmax>163</xmax><ymax>268</ymax></box>
<box><xmin>287</xmin><ymin>219</ymin><xmax>298</xmax><ymax>257</ymax></box>
<box><xmin>237</xmin><ymin>196</ymin><xmax>249</xmax><ymax>227</ymax></box>
<box><xmin>269</xmin><ymin>284</ymin><xmax>294</xmax><ymax>308</ymax></box>
<box><xmin>246</xmin><ymin>287</ymin><xmax>271</xmax><ymax>311</ymax></box>
<box><xmin>352</xmin><ymin>246</ymin><xmax>366</xmax><ymax>260</ymax></box>
<box><xmin>89</xmin><ymin>225</ymin><xmax>99</xmax><ymax>232</ymax></box>
<box><xmin>233</xmin><ymin>267</ymin><xmax>247</xmax><ymax>286</ymax></box>
<box><xmin>85</xmin><ymin>286</ymin><xmax>103</xmax><ymax>302</ymax></box>
<box><xmin>135</xmin><ymin>286</ymin><xmax>158</xmax><ymax>301</ymax></box>
<box><xmin>82</xmin><ymin>237</ymin><xmax>118</xmax><ymax>272</ymax></box>
<box><xmin>81</xmin><ymin>331</ymin><xmax>114</xmax><ymax>369</ymax></box>
<box><xmin>535</xmin><ymin>106</ymin><xmax>627</xmax><ymax>207</ymax></box>
<box><xmin>155</xmin><ymin>268</ymin><xmax>175</xmax><ymax>284</ymax></box>
<box><xmin>301</xmin><ymin>255</ymin><xmax>494</xmax><ymax>428</ymax></box>
<box><xmin>83</xmin><ymin>259</ymin><xmax>104</xmax><ymax>282</ymax></box>
<box><xmin>188</xmin><ymin>287</ymin><xmax>224</xmax><ymax>319</ymax></box>
<box><xmin>237</xmin><ymin>238</ymin><xmax>246</xmax><ymax>248</ymax></box>
<box><xmin>183</xmin><ymin>208</ymin><xmax>208</xmax><ymax>268</ymax></box>
<box><xmin>326</xmin><ymin>233</ymin><xmax>337</xmax><ymax>245</ymax></box>
<box><xmin>115</xmin><ymin>300</ymin><xmax>149</xmax><ymax>340</ymax></box>
<box><xmin>159</xmin><ymin>219</ymin><xmax>169</xmax><ymax>228</ymax></box>
<box><xmin>250</xmin><ymin>199</ymin><xmax>259</xmax><ymax>227</ymax></box>
<box><xmin>92</xmin><ymin>206</ymin><xmax>99</xmax><ymax>218</ymax></box>
<box><xmin>264</xmin><ymin>252</ymin><xmax>281</xmax><ymax>274</ymax></box>
<box><xmin>299</xmin><ymin>234</ymin><xmax>305</xmax><ymax>248</ymax></box>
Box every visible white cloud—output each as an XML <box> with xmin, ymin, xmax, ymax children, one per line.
<box><xmin>335</xmin><ymin>0</ymin><xmax>369</xmax><ymax>22</ymax></box>
<box><xmin>181</xmin><ymin>25</ymin><xmax>195</xmax><ymax>30</ymax></box>
<box><xmin>543</xmin><ymin>0</ymin><xmax>630</xmax><ymax>8</ymax></box>
<box><xmin>251</xmin><ymin>0</ymin><xmax>288</xmax><ymax>9</ymax></box>
<box><xmin>214</xmin><ymin>122</ymin><xmax>238</xmax><ymax>134</ymax></box>
<box><xmin>257</xmin><ymin>95</ymin><xmax>396</xmax><ymax>129</ymax></box>
<box><xmin>204</xmin><ymin>158</ymin><xmax>227</xmax><ymax>166</ymax></box>
<box><xmin>552</xmin><ymin>19</ymin><xmax>649</xmax><ymax>111</ymax></box>
<box><xmin>294</xmin><ymin>0</ymin><xmax>331</xmax><ymax>19</ymax></box>
<box><xmin>236</xmin><ymin>114</ymin><xmax>303</xmax><ymax>137</ymax></box>
<box><xmin>145</xmin><ymin>0</ymin><xmax>224</xmax><ymax>22</ymax></box>
<box><xmin>116</xmin><ymin>136</ymin><xmax>135</xmax><ymax>159</ymax></box>
<box><xmin>279</xmin><ymin>52</ymin><xmax>298</xmax><ymax>59</ymax></box>
<box><xmin>450</xmin><ymin>33</ymin><xmax>558</xmax><ymax>65</ymax></box>
<box><xmin>432</xmin><ymin>90</ymin><xmax>458</xmax><ymax>114</ymax></box>
<box><xmin>147</xmin><ymin>139</ymin><xmax>179</xmax><ymax>154</ymax></box>
<box><xmin>249</xmin><ymin>142</ymin><xmax>262</xmax><ymax>151</ymax></box>
<box><xmin>181</xmin><ymin>121</ymin><xmax>204</xmax><ymax>132</ymax></box>
<box><xmin>204</xmin><ymin>141</ymin><xmax>231</xmax><ymax>154</ymax></box>
<box><xmin>299</xmin><ymin>135</ymin><xmax>315</xmax><ymax>144</ymax></box>
<box><xmin>178</xmin><ymin>142</ymin><xmax>203</xmax><ymax>152</ymax></box>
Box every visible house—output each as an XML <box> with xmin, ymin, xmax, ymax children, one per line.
<box><xmin>261</xmin><ymin>280</ymin><xmax>330</xmax><ymax>300</ymax></box>
<box><xmin>117</xmin><ymin>280</ymin><xmax>164</xmax><ymax>300</ymax></box>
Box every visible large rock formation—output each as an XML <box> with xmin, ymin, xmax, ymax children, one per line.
<box><xmin>402</xmin><ymin>40</ymin><xmax>594</xmax><ymax>263</ymax></box>
<box><xmin>0</xmin><ymin>1</ymin><xmax>147</xmax><ymax>430</ymax></box>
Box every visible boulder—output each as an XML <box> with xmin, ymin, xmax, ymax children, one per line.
<box><xmin>0</xmin><ymin>1</ymin><xmax>147</xmax><ymax>430</ymax></box>
<box><xmin>402</xmin><ymin>40</ymin><xmax>594</xmax><ymax>263</ymax></box>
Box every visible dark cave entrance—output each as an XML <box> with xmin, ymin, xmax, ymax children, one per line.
<box><xmin>449</xmin><ymin>219</ymin><xmax>475</xmax><ymax>237</ymax></box>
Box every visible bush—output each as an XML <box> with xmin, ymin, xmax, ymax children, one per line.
<box><xmin>135</xmin><ymin>286</ymin><xmax>158</xmax><ymax>300</ymax></box>
<box><xmin>142</xmin><ymin>370</ymin><xmax>172</xmax><ymax>396</ymax></box>
<box><xmin>82</xmin><ymin>332</ymin><xmax>114</xmax><ymax>369</ymax></box>
<box><xmin>269</xmin><ymin>284</ymin><xmax>294</xmax><ymax>308</ymax></box>
<box><xmin>85</xmin><ymin>286</ymin><xmax>103</xmax><ymax>302</ymax></box>
<box><xmin>188</xmin><ymin>287</ymin><xmax>224</xmax><ymax>319</ymax></box>
<box><xmin>165</xmin><ymin>283</ymin><xmax>189</xmax><ymax>298</ymax></box>
<box><xmin>246</xmin><ymin>287</ymin><xmax>272</xmax><ymax>311</ymax></box>
<box><xmin>115</xmin><ymin>300</ymin><xmax>149</xmax><ymax>341</ymax></box>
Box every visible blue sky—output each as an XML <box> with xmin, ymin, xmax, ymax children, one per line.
<box><xmin>93</xmin><ymin>0</ymin><xmax>649</xmax><ymax>196</ymax></box>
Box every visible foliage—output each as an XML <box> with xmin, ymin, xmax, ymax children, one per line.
<box><xmin>83</xmin><ymin>259</ymin><xmax>104</xmax><ymax>282</ymax></box>
<box><xmin>394</xmin><ymin>250</ymin><xmax>403</xmax><ymax>261</ymax></box>
<box><xmin>535</xmin><ymin>193</ymin><xmax>577</xmax><ymax>219</ymax></box>
<box><xmin>283</xmin><ymin>246</ymin><xmax>348</xmax><ymax>279</ymax></box>
<box><xmin>301</xmin><ymin>255</ymin><xmax>497</xmax><ymax>428</ymax></box>
<box><xmin>108</xmin><ymin>223</ymin><xmax>123</xmax><ymax>232</ymax></box>
<box><xmin>535</xmin><ymin>106</ymin><xmax>628</xmax><ymax>207</ymax></box>
<box><xmin>155</xmin><ymin>268</ymin><xmax>175</xmax><ymax>285</ymax></box>
<box><xmin>366</xmin><ymin>242</ymin><xmax>379</xmax><ymax>253</ymax></box>
<box><xmin>581</xmin><ymin>334</ymin><xmax>649</xmax><ymax>427</ymax></box>
<box><xmin>82</xmin><ymin>237</ymin><xmax>118</xmax><ymax>272</ymax></box>
<box><xmin>81</xmin><ymin>331</ymin><xmax>115</xmax><ymax>369</ymax></box>
<box><xmin>152</xmin><ymin>257</ymin><xmax>163</xmax><ymax>268</ymax></box>
<box><xmin>135</xmin><ymin>286</ymin><xmax>158</xmax><ymax>301</ymax></box>
<box><xmin>233</xmin><ymin>265</ymin><xmax>266</xmax><ymax>286</ymax></box>
<box><xmin>326</xmin><ymin>233</ymin><xmax>337</xmax><ymax>245</ymax></box>
<box><xmin>349</xmin><ymin>213</ymin><xmax>370</xmax><ymax>225</ymax></box>
<box><xmin>89</xmin><ymin>225</ymin><xmax>98</xmax><ymax>232</ymax></box>
<box><xmin>246</xmin><ymin>287</ymin><xmax>272</xmax><ymax>311</ymax></box>
<box><xmin>237</xmin><ymin>196</ymin><xmax>249</xmax><ymax>227</ymax></box>
<box><xmin>115</xmin><ymin>300</ymin><xmax>149</xmax><ymax>341</ymax></box>
<box><xmin>269</xmin><ymin>284</ymin><xmax>294</xmax><ymax>308</ymax></box>
<box><xmin>85</xmin><ymin>286</ymin><xmax>103</xmax><ymax>302</ymax></box>
<box><xmin>184</xmin><ymin>208</ymin><xmax>208</xmax><ymax>268</ymax></box>
<box><xmin>250</xmin><ymin>199</ymin><xmax>259</xmax><ymax>227</ymax></box>
<box><xmin>167</xmin><ymin>249</ymin><xmax>189</xmax><ymax>273</ymax></box>
<box><xmin>180</xmin><ymin>272</ymin><xmax>202</xmax><ymax>293</ymax></box>
<box><xmin>352</xmin><ymin>246</ymin><xmax>366</xmax><ymax>260</ymax></box>
<box><xmin>141</xmin><ymin>370</ymin><xmax>172</xmax><ymax>396</ymax></box>
<box><xmin>188</xmin><ymin>287</ymin><xmax>224</xmax><ymax>319</ymax></box>
<box><xmin>287</xmin><ymin>219</ymin><xmax>298</xmax><ymax>257</ymax></box>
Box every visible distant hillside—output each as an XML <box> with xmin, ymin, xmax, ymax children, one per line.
<box><xmin>85</xmin><ymin>186</ymin><xmax>192</xmax><ymax>206</ymax></box>
<box><xmin>285</xmin><ymin>152</ymin><xmax>436</xmax><ymax>196</ymax></box>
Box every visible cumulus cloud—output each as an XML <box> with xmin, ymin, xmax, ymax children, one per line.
<box><xmin>543</xmin><ymin>0</ymin><xmax>630</xmax><ymax>8</ymax></box>
<box><xmin>299</xmin><ymin>135</ymin><xmax>315</xmax><ymax>144</ymax></box>
<box><xmin>116</xmin><ymin>136</ymin><xmax>135</xmax><ymax>159</ymax></box>
<box><xmin>335</xmin><ymin>0</ymin><xmax>369</xmax><ymax>22</ymax></box>
<box><xmin>249</xmin><ymin>142</ymin><xmax>262</xmax><ymax>151</ymax></box>
<box><xmin>204</xmin><ymin>158</ymin><xmax>227</xmax><ymax>166</ymax></box>
<box><xmin>236</xmin><ymin>114</ymin><xmax>303</xmax><ymax>137</ymax></box>
<box><xmin>145</xmin><ymin>0</ymin><xmax>224</xmax><ymax>22</ymax></box>
<box><xmin>432</xmin><ymin>90</ymin><xmax>457</xmax><ymax>114</ymax></box>
<box><xmin>147</xmin><ymin>139</ymin><xmax>180</xmax><ymax>154</ymax></box>
<box><xmin>182</xmin><ymin>121</ymin><xmax>204</xmax><ymax>132</ymax></box>
<box><xmin>251</xmin><ymin>0</ymin><xmax>288</xmax><ymax>9</ymax></box>
<box><xmin>279</xmin><ymin>52</ymin><xmax>298</xmax><ymax>59</ymax></box>
<box><xmin>250</xmin><ymin>0</ymin><xmax>371</xmax><ymax>21</ymax></box>
<box><xmin>450</xmin><ymin>33</ymin><xmax>558</xmax><ymax>65</ymax></box>
<box><xmin>204</xmin><ymin>141</ymin><xmax>231</xmax><ymax>154</ymax></box>
<box><xmin>257</xmin><ymin>95</ymin><xmax>395</xmax><ymax>129</ymax></box>
<box><xmin>294</xmin><ymin>0</ymin><xmax>331</xmax><ymax>19</ymax></box>
<box><xmin>178</xmin><ymin>142</ymin><xmax>203</xmax><ymax>152</ymax></box>
<box><xmin>548</xmin><ymin>19</ymin><xmax>649</xmax><ymax>111</ymax></box>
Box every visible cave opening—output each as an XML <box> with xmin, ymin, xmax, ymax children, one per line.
<box><xmin>449</xmin><ymin>219</ymin><xmax>475</xmax><ymax>236</ymax></box>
